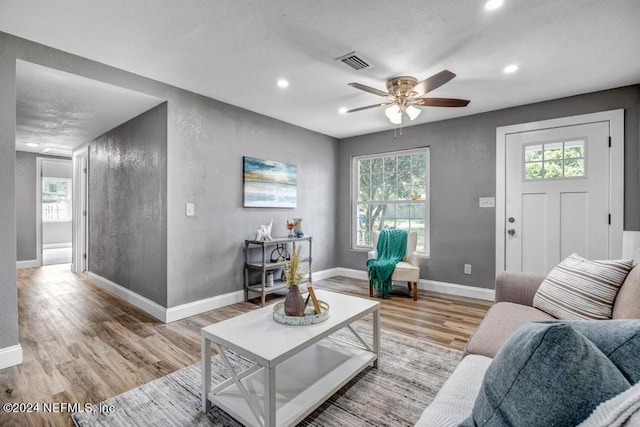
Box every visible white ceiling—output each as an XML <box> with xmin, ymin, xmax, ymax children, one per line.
<box><xmin>2</xmin><ymin>0</ymin><xmax>640</xmax><ymax>140</ymax></box>
<box><xmin>15</xmin><ymin>61</ymin><xmax>163</xmax><ymax>155</ymax></box>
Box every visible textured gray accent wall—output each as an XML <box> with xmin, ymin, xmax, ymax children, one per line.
<box><xmin>337</xmin><ymin>85</ymin><xmax>640</xmax><ymax>290</ymax></box>
<box><xmin>166</xmin><ymin>94</ymin><xmax>338</xmax><ymax>306</ymax></box>
<box><xmin>0</xmin><ymin>36</ymin><xmax>19</xmax><ymax>349</ymax></box>
<box><xmin>15</xmin><ymin>152</ymin><xmax>70</xmax><ymax>260</ymax></box>
<box><xmin>89</xmin><ymin>103</ymin><xmax>168</xmax><ymax>306</ymax></box>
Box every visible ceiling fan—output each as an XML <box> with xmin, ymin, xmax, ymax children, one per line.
<box><xmin>346</xmin><ymin>70</ymin><xmax>470</xmax><ymax>125</ymax></box>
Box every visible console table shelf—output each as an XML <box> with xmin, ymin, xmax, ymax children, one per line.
<box><xmin>243</xmin><ymin>236</ymin><xmax>312</xmax><ymax>306</ymax></box>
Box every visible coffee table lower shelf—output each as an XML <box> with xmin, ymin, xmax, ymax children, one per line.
<box><xmin>209</xmin><ymin>337</ymin><xmax>376</xmax><ymax>427</ymax></box>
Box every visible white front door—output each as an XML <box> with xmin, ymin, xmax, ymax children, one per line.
<box><xmin>504</xmin><ymin>122</ymin><xmax>611</xmax><ymax>274</ymax></box>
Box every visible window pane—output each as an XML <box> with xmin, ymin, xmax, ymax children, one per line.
<box><xmin>359</xmin><ymin>159</ymin><xmax>371</xmax><ymax>175</ymax></box>
<box><xmin>410</xmin><ymin>203</ymin><xmax>426</xmax><ymax>219</ymax></box>
<box><xmin>412</xmin><ymin>154</ymin><xmax>425</xmax><ymax>170</ymax></box>
<box><xmin>398</xmin><ymin>182</ymin><xmax>411</xmax><ymax>200</ymax></box>
<box><xmin>544</xmin><ymin>142</ymin><xmax>563</xmax><ymax>160</ymax></box>
<box><xmin>543</xmin><ymin>160</ymin><xmax>563</xmax><ymax>178</ymax></box>
<box><xmin>525</xmin><ymin>162</ymin><xmax>543</xmax><ymax>179</ymax></box>
<box><xmin>359</xmin><ymin>186</ymin><xmax>371</xmax><ymax>201</ymax></box>
<box><xmin>564</xmin><ymin>140</ymin><xmax>584</xmax><ymax>159</ymax></box>
<box><xmin>384</xmin><ymin>157</ymin><xmax>396</xmax><ymax>172</ymax></box>
<box><xmin>371</xmin><ymin>173</ymin><xmax>384</xmax><ymax>201</ymax></box>
<box><xmin>357</xmin><ymin>204</ymin><xmax>372</xmax><ymax>246</ymax></box>
<box><xmin>410</xmin><ymin>219</ymin><xmax>426</xmax><ymax>252</ymax></box>
<box><xmin>398</xmin><ymin>155</ymin><xmax>411</xmax><ymax>171</ymax></box>
<box><xmin>372</xmin><ymin>158</ymin><xmax>383</xmax><ymax>173</ymax></box>
<box><xmin>564</xmin><ymin>159</ymin><xmax>584</xmax><ymax>177</ymax></box>
<box><xmin>525</xmin><ymin>144</ymin><xmax>543</xmax><ymax>162</ymax></box>
<box><xmin>384</xmin><ymin>170</ymin><xmax>397</xmax><ymax>188</ymax></box>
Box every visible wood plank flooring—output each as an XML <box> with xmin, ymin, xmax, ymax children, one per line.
<box><xmin>0</xmin><ymin>264</ymin><xmax>492</xmax><ymax>426</ymax></box>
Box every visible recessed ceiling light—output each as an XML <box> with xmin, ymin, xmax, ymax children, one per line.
<box><xmin>484</xmin><ymin>0</ymin><xmax>504</xmax><ymax>11</ymax></box>
<box><xmin>503</xmin><ymin>64</ymin><xmax>519</xmax><ymax>74</ymax></box>
<box><xmin>338</xmin><ymin>107</ymin><xmax>348</xmax><ymax>114</ymax></box>
<box><xmin>25</xmin><ymin>142</ymin><xmax>40</xmax><ymax>147</ymax></box>
<box><xmin>277</xmin><ymin>79</ymin><xmax>289</xmax><ymax>88</ymax></box>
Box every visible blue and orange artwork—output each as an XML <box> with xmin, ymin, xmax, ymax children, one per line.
<box><xmin>243</xmin><ymin>156</ymin><xmax>297</xmax><ymax>208</ymax></box>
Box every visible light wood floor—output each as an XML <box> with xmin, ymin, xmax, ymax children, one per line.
<box><xmin>0</xmin><ymin>264</ymin><xmax>492</xmax><ymax>427</ymax></box>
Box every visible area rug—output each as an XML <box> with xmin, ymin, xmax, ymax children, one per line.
<box><xmin>73</xmin><ymin>326</ymin><xmax>462</xmax><ymax>426</ymax></box>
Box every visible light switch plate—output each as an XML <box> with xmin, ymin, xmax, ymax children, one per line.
<box><xmin>479</xmin><ymin>197</ymin><xmax>495</xmax><ymax>208</ymax></box>
<box><xmin>186</xmin><ymin>203</ymin><xmax>195</xmax><ymax>216</ymax></box>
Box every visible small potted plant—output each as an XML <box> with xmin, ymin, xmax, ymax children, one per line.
<box><xmin>283</xmin><ymin>245</ymin><xmax>308</xmax><ymax>316</ymax></box>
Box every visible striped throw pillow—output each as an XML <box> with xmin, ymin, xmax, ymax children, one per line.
<box><xmin>533</xmin><ymin>253</ymin><xmax>633</xmax><ymax>320</ymax></box>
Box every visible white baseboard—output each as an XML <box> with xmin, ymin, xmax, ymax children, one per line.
<box><xmin>43</xmin><ymin>243</ymin><xmax>72</xmax><ymax>249</ymax></box>
<box><xmin>16</xmin><ymin>259</ymin><xmax>39</xmax><ymax>269</ymax></box>
<box><xmin>87</xmin><ymin>272</ymin><xmax>168</xmax><ymax>322</ymax></box>
<box><xmin>418</xmin><ymin>279</ymin><xmax>495</xmax><ymax>301</ymax></box>
<box><xmin>166</xmin><ymin>291</ymin><xmax>245</xmax><ymax>323</ymax></box>
<box><xmin>311</xmin><ymin>268</ymin><xmax>340</xmax><ymax>282</ymax></box>
<box><xmin>331</xmin><ymin>268</ymin><xmax>495</xmax><ymax>301</ymax></box>
<box><xmin>334</xmin><ymin>267</ymin><xmax>369</xmax><ymax>280</ymax></box>
<box><xmin>0</xmin><ymin>344</ymin><xmax>23</xmax><ymax>369</ymax></box>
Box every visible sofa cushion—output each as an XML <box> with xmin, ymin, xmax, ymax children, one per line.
<box><xmin>461</xmin><ymin>322</ymin><xmax>631</xmax><ymax>427</ymax></box>
<box><xmin>612</xmin><ymin>264</ymin><xmax>640</xmax><ymax>319</ymax></box>
<box><xmin>538</xmin><ymin>319</ymin><xmax>640</xmax><ymax>384</ymax></box>
<box><xmin>415</xmin><ymin>355</ymin><xmax>492</xmax><ymax>427</ymax></box>
<box><xmin>463</xmin><ymin>302</ymin><xmax>554</xmax><ymax>358</ymax></box>
<box><xmin>533</xmin><ymin>253</ymin><xmax>633</xmax><ymax>320</ymax></box>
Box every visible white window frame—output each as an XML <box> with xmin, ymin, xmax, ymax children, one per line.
<box><xmin>351</xmin><ymin>147</ymin><xmax>430</xmax><ymax>256</ymax></box>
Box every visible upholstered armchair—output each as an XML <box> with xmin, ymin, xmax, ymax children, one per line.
<box><xmin>367</xmin><ymin>230</ymin><xmax>421</xmax><ymax>300</ymax></box>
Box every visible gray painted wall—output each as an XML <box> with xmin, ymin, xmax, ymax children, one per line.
<box><xmin>89</xmin><ymin>103</ymin><xmax>168</xmax><ymax>306</ymax></box>
<box><xmin>0</xmin><ymin>36</ymin><xmax>18</xmax><ymax>350</ymax></box>
<box><xmin>16</xmin><ymin>152</ymin><xmax>71</xmax><ymax>260</ymax></box>
<box><xmin>166</xmin><ymin>93</ymin><xmax>339</xmax><ymax>306</ymax></box>
<box><xmin>337</xmin><ymin>85</ymin><xmax>640</xmax><ymax>290</ymax></box>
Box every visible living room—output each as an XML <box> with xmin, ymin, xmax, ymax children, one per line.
<box><xmin>1</xmin><ymin>1</ymin><xmax>640</xmax><ymax>426</ymax></box>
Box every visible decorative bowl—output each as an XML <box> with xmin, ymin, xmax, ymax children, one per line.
<box><xmin>273</xmin><ymin>300</ymin><xmax>330</xmax><ymax>326</ymax></box>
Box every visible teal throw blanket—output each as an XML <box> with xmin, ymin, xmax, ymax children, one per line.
<box><xmin>367</xmin><ymin>229</ymin><xmax>408</xmax><ymax>298</ymax></box>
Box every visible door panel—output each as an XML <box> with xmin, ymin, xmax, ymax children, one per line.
<box><xmin>560</xmin><ymin>192</ymin><xmax>588</xmax><ymax>259</ymax></box>
<box><xmin>505</xmin><ymin>122</ymin><xmax>610</xmax><ymax>274</ymax></box>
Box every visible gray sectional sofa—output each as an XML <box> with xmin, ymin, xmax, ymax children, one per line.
<box><xmin>416</xmin><ymin>259</ymin><xmax>640</xmax><ymax>427</ymax></box>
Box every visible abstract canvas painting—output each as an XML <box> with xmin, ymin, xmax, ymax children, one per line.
<box><xmin>243</xmin><ymin>156</ymin><xmax>297</xmax><ymax>208</ymax></box>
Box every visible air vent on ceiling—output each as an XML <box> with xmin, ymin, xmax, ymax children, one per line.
<box><xmin>335</xmin><ymin>51</ymin><xmax>372</xmax><ymax>70</ymax></box>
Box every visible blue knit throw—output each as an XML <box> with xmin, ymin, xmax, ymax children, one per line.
<box><xmin>367</xmin><ymin>229</ymin><xmax>408</xmax><ymax>298</ymax></box>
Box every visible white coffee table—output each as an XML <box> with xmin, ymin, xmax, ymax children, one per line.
<box><xmin>201</xmin><ymin>289</ymin><xmax>380</xmax><ymax>427</ymax></box>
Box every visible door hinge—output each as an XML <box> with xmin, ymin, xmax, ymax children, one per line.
<box><xmin>83</xmin><ymin>253</ymin><xmax>87</xmax><ymax>259</ymax></box>
<box><xmin>608</xmin><ymin>136</ymin><xmax>612</xmax><ymax>148</ymax></box>
<box><xmin>83</xmin><ymin>167</ymin><xmax>87</xmax><ymax>173</ymax></box>
<box><xmin>83</xmin><ymin>210</ymin><xmax>87</xmax><ymax>217</ymax></box>
<box><xmin>608</xmin><ymin>214</ymin><xmax>611</xmax><ymax>225</ymax></box>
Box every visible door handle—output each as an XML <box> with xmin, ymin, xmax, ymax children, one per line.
<box><xmin>507</xmin><ymin>229</ymin><xmax>516</xmax><ymax>236</ymax></box>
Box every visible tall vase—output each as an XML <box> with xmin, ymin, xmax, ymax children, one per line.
<box><xmin>284</xmin><ymin>285</ymin><xmax>305</xmax><ymax>317</ymax></box>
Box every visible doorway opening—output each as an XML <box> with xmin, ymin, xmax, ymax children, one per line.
<box><xmin>36</xmin><ymin>157</ymin><xmax>73</xmax><ymax>266</ymax></box>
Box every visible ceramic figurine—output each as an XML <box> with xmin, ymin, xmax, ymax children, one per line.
<box><xmin>255</xmin><ymin>219</ymin><xmax>273</xmax><ymax>241</ymax></box>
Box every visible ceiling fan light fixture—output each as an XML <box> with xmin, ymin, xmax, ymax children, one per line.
<box><xmin>405</xmin><ymin>105</ymin><xmax>421</xmax><ymax>121</ymax></box>
<box><xmin>385</xmin><ymin>105</ymin><xmax>402</xmax><ymax>125</ymax></box>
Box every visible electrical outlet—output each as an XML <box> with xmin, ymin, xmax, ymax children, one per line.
<box><xmin>464</xmin><ymin>264</ymin><xmax>472</xmax><ymax>275</ymax></box>
<box><xmin>186</xmin><ymin>203</ymin><xmax>195</xmax><ymax>216</ymax></box>
<box><xmin>479</xmin><ymin>197</ymin><xmax>495</xmax><ymax>208</ymax></box>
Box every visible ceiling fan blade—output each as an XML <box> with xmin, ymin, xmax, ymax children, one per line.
<box><xmin>412</xmin><ymin>70</ymin><xmax>456</xmax><ymax>97</ymax></box>
<box><xmin>346</xmin><ymin>103</ymin><xmax>393</xmax><ymax>113</ymax></box>
<box><xmin>348</xmin><ymin>82</ymin><xmax>394</xmax><ymax>98</ymax></box>
<box><xmin>413</xmin><ymin>97</ymin><xmax>470</xmax><ymax>107</ymax></box>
